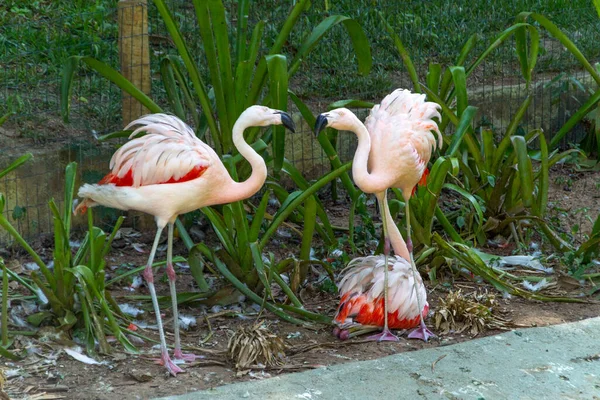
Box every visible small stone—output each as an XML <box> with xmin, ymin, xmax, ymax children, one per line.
<box><xmin>129</xmin><ymin>370</ymin><xmax>153</xmax><ymax>382</ymax></box>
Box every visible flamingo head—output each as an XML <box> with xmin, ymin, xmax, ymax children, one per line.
<box><xmin>242</xmin><ymin>105</ymin><xmax>295</xmax><ymax>133</ymax></box>
<box><xmin>314</xmin><ymin>108</ymin><xmax>357</xmax><ymax>135</ymax></box>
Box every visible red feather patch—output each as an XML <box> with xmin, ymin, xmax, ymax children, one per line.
<box><xmin>335</xmin><ymin>293</ymin><xmax>428</xmax><ymax>329</ymax></box>
<box><xmin>98</xmin><ymin>165</ymin><xmax>208</xmax><ymax>187</ymax></box>
<box><xmin>411</xmin><ymin>167</ymin><xmax>429</xmax><ymax>196</ymax></box>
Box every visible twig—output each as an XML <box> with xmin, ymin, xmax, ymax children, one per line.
<box><xmin>199</xmin><ymin>315</ymin><xmax>213</xmax><ymax>344</ymax></box>
<box><xmin>431</xmin><ymin>354</ymin><xmax>447</xmax><ymax>372</ymax></box>
<box><xmin>288</xmin><ymin>339</ymin><xmax>375</xmax><ymax>355</ymax></box>
<box><xmin>186</xmin><ymin>360</ymin><xmax>227</xmax><ymax>368</ymax></box>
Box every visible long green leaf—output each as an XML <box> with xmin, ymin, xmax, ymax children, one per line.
<box><xmin>0</xmin><ymin>112</ymin><xmax>11</xmax><ymax>127</ymax></box>
<box><xmin>537</xmin><ymin>133</ymin><xmax>549</xmax><ymax>217</ymax></box>
<box><xmin>201</xmin><ymin>207</ymin><xmax>236</xmax><ymax>258</ymax></box>
<box><xmin>247</xmin><ymin>0</ymin><xmax>308</xmax><ymax>105</ymax></box>
<box><xmin>517</xmin><ymin>12</ymin><xmax>600</xmax><ymax>85</ymax></box>
<box><xmin>300</xmin><ymin>196</ymin><xmax>316</xmax><ymax>262</ymax></box>
<box><xmin>493</xmin><ymin>94</ymin><xmax>532</xmax><ymax>171</ymax></box>
<box><xmin>289</xmin><ymin>15</ymin><xmax>372</xmax><ymax>77</ymax></box>
<box><xmin>63</xmin><ymin>162</ymin><xmax>76</xmax><ymax>239</ymax></box>
<box><xmin>250</xmin><ymin>242</ymin><xmax>272</xmax><ymax>300</ymax></box>
<box><xmin>61</xmin><ymin>56</ymin><xmax>162</xmax><ymax>122</ymax></box>
<box><xmin>260</xmin><ymin>163</ymin><xmax>352</xmax><ymax>249</ymax></box>
<box><xmin>443</xmin><ymin>183</ymin><xmax>485</xmax><ymax>234</ymax></box>
<box><xmin>236</xmin><ymin>21</ymin><xmax>264</xmax><ymax>115</ymax></box>
<box><xmin>449</xmin><ymin>66</ymin><xmax>468</xmax><ymax>116</ymax></box>
<box><xmin>289</xmin><ymin>91</ymin><xmax>358</xmax><ymax>200</ymax></box>
<box><xmin>266</xmin><ymin>54</ymin><xmax>289</xmax><ymax>174</ymax></box>
<box><xmin>327</xmin><ymin>99</ymin><xmax>375</xmax><ymax>110</ymax></box>
<box><xmin>551</xmin><ymin>87</ymin><xmax>600</xmax><ymax>148</ymax></box>
<box><xmin>511</xmin><ymin>136</ymin><xmax>534</xmax><ymax>208</ymax></box>
<box><xmin>0</xmin><ymin>153</ymin><xmax>32</xmax><ymax>180</ymax></box>
<box><xmin>379</xmin><ymin>12</ymin><xmax>419</xmax><ymax>92</ymax></box>
<box><xmin>212</xmin><ymin>256</ymin><xmax>309</xmax><ymax>326</ymax></box>
<box><xmin>446</xmin><ymin>106</ymin><xmax>477</xmax><ymax>156</ymax></box>
<box><xmin>154</xmin><ymin>0</ymin><xmax>222</xmax><ymax>154</ymax></box>
<box><xmin>235</xmin><ymin>0</ymin><xmax>250</xmax><ymax>63</ymax></box>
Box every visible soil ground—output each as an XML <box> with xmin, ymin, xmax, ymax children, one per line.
<box><xmin>2</xmin><ymin>167</ymin><xmax>600</xmax><ymax>400</ymax></box>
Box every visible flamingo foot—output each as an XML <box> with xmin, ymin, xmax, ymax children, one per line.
<box><xmin>174</xmin><ymin>349</ymin><xmax>201</xmax><ymax>362</ymax></box>
<box><xmin>154</xmin><ymin>350</ymin><xmax>185</xmax><ymax>376</ymax></box>
<box><xmin>367</xmin><ymin>328</ymin><xmax>399</xmax><ymax>342</ymax></box>
<box><xmin>407</xmin><ymin>321</ymin><xmax>435</xmax><ymax>342</ymax></box>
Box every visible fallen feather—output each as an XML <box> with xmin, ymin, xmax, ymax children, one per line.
<box><xmin>35</xmin><ymin>286</ymin><xmax>49</xmax><ymax>305</ymax></box>
<box><xmin>129</xmin><ymin>276</ymin><xmax>143</xmax><ymax>290</ymax></box>
<box><xmin>522</xmin><ymin>279</ymin><xmax>551</xmax><ymax>292</ymax></box>
<box><xmin>474</xmin><ymin>250</ymin><xmax>553</xmax><ymax>274</ymax></box>
<box><xmin>63</xmin><ymin>348</ymin><xmax>102</xmax><ymax>365</ymax></box>
<box><xmin>176</xmin><ymin>262</ymin><xmax>190</xmax><ymax>269</ymax></box>
<box><xmin>23</xmin><ymin>262</ymin><xmax>39</xmax><ymax>271</ymax></box>
<box><xmin>119</xmin><ymin>304</ymin><xmax>144</xmax><ymax>317</ymax></box>
<box><xmin>179</xmin><ymin>314</ymin><xmax>197</xmax><ymax>330</ymax></box>
<box><xmin>330</xmin><ymin>249</ymin><xmax>344</xmax><ymax>258</ymax></box>
<box><xmin>132</xmin><ymin>243</ymin><xmax>147</xmax><ymax>253</ymax></box>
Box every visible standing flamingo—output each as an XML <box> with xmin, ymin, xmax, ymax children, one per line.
<box><xmin>315</xmin><ymin>89</ymin><xmax>441</xmax><ymax>341</ymax></box>
<box><xmin>75</xmin><ymin>107</ymin><xmax>295</xmax><ymax>375</ymax></box>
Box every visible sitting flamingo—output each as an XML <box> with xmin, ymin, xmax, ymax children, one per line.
<box><xmin>315</xmin><ymin>89</ymin><xmax>441</xmax><ymax>341</ymax></box>
<box><xmin>75</xmin><ymin>107</ymin><xmax>295</xmax><ymax>375</ymax></box>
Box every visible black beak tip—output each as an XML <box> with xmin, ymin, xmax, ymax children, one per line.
<box><xmin>314</xmin><ymin>114</ymin><xmax>328</xmax><ymax>136</ymax></box>
<box><xmin>277</xmin><ymin>111</ymin><xmax>295</xmax><ymax>133</ymax></box>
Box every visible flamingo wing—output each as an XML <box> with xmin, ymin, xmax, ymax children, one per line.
<box><xmin>101</xmin><ymin>114</ymin><xmax>213</xmax><ymax>187</ymax></box>
<box><xmin>364</xmin><ymin>89</ymin><xmax>442</xmax><ymax>191</ymax></box>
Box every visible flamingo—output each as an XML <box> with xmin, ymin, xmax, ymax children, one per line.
<box><xmin>333</xmin><ymin>254</ymin><xmax>429</xmax><ymax>340</ymax></box>
<box><xmin>74</xmin><ymin>107</ymin><xmax>295</xmax><ymax>375</ymax></box>
<box><xmin>314</xmin><ymin>88</ymin><xmax>441</xmax><ymax>341</ymax></box>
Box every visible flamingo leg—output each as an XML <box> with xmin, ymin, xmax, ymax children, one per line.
<box><xmin>403</xmin><ymin>193</ymin><xmax>434</xmax><ymax>342</ymax></box>
<box><xmin>143</xmin><ymin>226</ymin><xmax>183</xmax><ymax>376</ymax></box>
<box><xmin>166</xmin><ymin>223</ymin><xmax>198</xmax><ymax>362</ymax></box>
<box><xmin>368</xmin><ymin>192</ymin><xmax>399</xmax><ymax>342</ymax></box>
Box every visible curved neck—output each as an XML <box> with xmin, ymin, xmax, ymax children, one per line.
<box><xmin>221</xmin><ymin>118</ymin><xmax>267</xmax><ymax>203</ymax></box>
<box><xmin>348</xmin><ymin>116</ymin><xmax>387</xmax><ymax>194</ymax></box>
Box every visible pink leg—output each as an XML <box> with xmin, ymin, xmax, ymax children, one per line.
<box><xmin>404</xmin><ymin>193</ymin><xmax>435</xmax><ymax>342</ymax></box>
<box><xmin>369</xmin><ymin>197</ymin><xmax>400</xmax><ymax>343</ymax></box>
<box><xmin>165</xmin><ymin>223</ymin><xmax>199</xmax><ymax>362</ymax></box>
<box><xmin>144</xmin><ymin>227</ymin><xmax>184</xmax><ymax>376</ymax></box>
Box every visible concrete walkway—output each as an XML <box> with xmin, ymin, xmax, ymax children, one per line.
<box><xmin>158</xmin><ymin>317</ymin><xmax>600</xmax><ymax>400</ymax></box>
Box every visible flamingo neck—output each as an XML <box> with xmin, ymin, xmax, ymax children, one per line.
<box><xmin>347</xmin><ymin>116</ymin><xmax>387</xmax><ymax>194</ymax></box>
<box><xmin>349</xmin><ymin>117</ymin><xmax>374</xmax><ymax>190</ymax></box>
<box><xmin>222</xmin><ymin>117</ymin><xmax>267</xmax><ymax>203</ymax></box>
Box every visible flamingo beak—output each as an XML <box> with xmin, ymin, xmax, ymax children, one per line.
<box><xmin>275</xmin><ymin>111</ymin><xmax>295</xmax><ymax>133</ymax></box>
<box><xmin>314</xmin><ymin>113</ymin><xmax>329</xmax><ymax>136</ymax></box>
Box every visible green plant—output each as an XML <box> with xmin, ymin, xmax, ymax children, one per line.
<box><xmin>190</xmin><ymin>162</ymin><xmax>351</xmax><ymax>324</ymax></box>
<box><xmin>514</xmin><ymin>12</ymin><xmax>600</xmax><ymax>154</ymax></box>
<box><xmin>0</xmin><ymin>163</ymin><xmax>137</xmax><ymax>355</ymax></box>
<box><xmin>61</xmin><ymin>0</ymin><xmax>371</xmax><ymax>315</ymax></box>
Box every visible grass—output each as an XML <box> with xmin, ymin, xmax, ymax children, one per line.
<box><xmin>1</xmin><ymin>0</ymin><xmax>598</xmax><ymax>122</ymax></box>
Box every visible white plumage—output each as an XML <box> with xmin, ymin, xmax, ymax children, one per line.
<box><xmin>335</xmin><ymin>255</ymin><xmax>428</xmax><ymax>329</ymax></box>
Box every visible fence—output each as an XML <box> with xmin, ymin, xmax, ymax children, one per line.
<box><xmin>0</xmin><ymin>0</ymin><xmax>598</xmax><ymax>243</ymax></box>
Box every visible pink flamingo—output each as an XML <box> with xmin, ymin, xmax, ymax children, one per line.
<box><xmin>75</xmin><ymin>107</ymin><xmax>295</xmax><ymax>375</ymax></box>
<box><xmin>315</xmin><ymin>89</ymin><xmax>441</xmax><ymax>341</ymax></box>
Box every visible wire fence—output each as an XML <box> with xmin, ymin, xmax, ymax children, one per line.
<box><xmin>0</xmin><ymin>0</ymin><xmax>598</xmax><ymax>243</ymax></box>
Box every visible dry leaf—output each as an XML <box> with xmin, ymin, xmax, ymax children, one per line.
<box><xmin>227</xmin><ymin>321</ymin><xmax>287</xmax><ymax>370</ymax></box>
<box><xmin>433</xmin><ymin>290</ymin><xmax>509</xmax><ymax>337</ymax></box>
